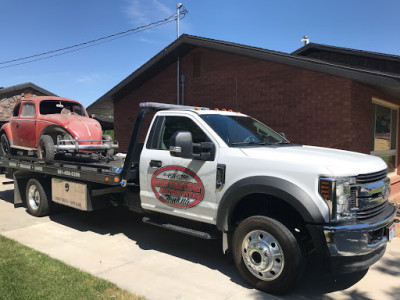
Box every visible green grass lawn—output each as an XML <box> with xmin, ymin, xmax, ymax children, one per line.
<box><xmin>0</xmin><ymin>235</ymin><xmax>145</xmax><ymax>300</ymax></box>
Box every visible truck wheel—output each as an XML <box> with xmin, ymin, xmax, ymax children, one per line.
<box><xmin>26</xmin><ymin>179</ymin><xmax>50</xmax><ymax>217</ymax></box>
<box><xmin>38</xmin><ymin>135</ymin><xmax>55</xmax><ymax>160</ymax></box>
<box><xmin>102</xmin><ymin>134</ymin><xmax>114</xmax><ymax>157</ymax></box>
<box><xmin>232</xmin><ymin>216</ymin><xmax>304</xmax><ymax>294</ymax></box>
<box><xmin>1</xmin><ymin>133</ymin><xmax>15</xmax><ymax>156</ymax></box>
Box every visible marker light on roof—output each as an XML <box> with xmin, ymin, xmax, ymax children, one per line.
<box><xmin>140</xmin><ymin>102</ymin><xmax>209</xmax><ymax>110</ymax></box>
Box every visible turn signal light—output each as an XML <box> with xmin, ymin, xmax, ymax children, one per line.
<box><xmin>319</xmin><ymin>179</ymin><xmax>333</xmax><ymax>201</ymax></box>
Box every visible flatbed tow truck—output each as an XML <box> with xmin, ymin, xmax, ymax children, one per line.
<box><xmin>0</xmin><ymin>102</ymin><xmax>396</xmax><ymax>294</ymax></box>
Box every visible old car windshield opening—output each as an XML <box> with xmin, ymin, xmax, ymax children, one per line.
<box><xmin>200</xmin><ymin>114</ymin><xmax>289</xmax><ymax>146</ymax></box>
<box><xmin>39</xmin><ymin>100</ymin><xmax>86</xmax><ymax>116</ymax></box>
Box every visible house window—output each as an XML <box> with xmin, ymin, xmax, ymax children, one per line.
<box><xmin>371</xmin><ymin>99</ymin><xmax>398</xmax><ymax>173</ymax></box>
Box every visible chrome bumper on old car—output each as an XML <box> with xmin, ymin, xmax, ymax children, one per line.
<box><xmin>55</xmin><ymin>138</ymin><xmax>119</xmax><ymax>151</ymax></box>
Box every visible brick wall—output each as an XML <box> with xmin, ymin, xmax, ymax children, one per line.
<box><xmin>114</xmin><ymin>47</ymin><xmax>354</xmax><ymax>152</ymax></box>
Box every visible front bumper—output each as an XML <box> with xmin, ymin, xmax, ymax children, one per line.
<box><xmin>308</xmin><ymin>203</ymin><xmax>396</xmax><ymax>273</ymax></box>
<box><xmin>55</xmin><ymin>139</ymin><xmax>119</xmax><ymax>151</ymax></box>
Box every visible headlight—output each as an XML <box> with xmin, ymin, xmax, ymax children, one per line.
<box><xmin>319</xmin><ymin>177</ymin><xmax>357</xmax><ymax>221</ymax></box>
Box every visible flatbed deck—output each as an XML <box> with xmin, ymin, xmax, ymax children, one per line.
<box><xmin>0</xmin><ymin>154</ymin><xmax>124</xmax><ymax>185</ymax></box>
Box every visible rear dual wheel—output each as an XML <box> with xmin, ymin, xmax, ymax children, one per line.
<box><xmin>232</xmin><ymin>216</ymin><xmax>304</xmax><ymax>294</ymax></box>
<box><xmin>26</xmin><ymin>178</ymin><xmax>51</xmax><ymax>217</ymax></box>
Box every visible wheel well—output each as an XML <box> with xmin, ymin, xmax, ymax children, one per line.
<box><xmin>40</xmin><ymin>125</ymin><xmax>70</xmax><ymax>143</ymax></box>
<box><xmin>230</xmin><ymin>193</ymin><xmax>311</xmax><ymax>243</ymax></box>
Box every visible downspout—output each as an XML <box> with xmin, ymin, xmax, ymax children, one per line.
<box><xmin>181</xmin><ymin>74</ymin><xmax>185</xmax><ymax>105</ymax></box>
<box><xmin>177</xmin><ymin>57</ymin><xmax>180</xmax><ymax>105</ymax></box>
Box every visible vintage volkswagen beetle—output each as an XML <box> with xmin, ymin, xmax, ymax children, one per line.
<box><xmin>0</xmin><ymin>96</ymin><xmax>118</xmax><ymax>160</ymax></box>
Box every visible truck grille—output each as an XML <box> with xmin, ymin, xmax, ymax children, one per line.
<box><xmin>355</xmin><ymin>202</ymin><xmax>388</xmax><ymax>220</ymax></box>
<box><xmin>356</xmin><ymin>169</ymin><xmax>387</xmax><ymax>184</ymax></box>
<box><xmin>353</xmin><ymin>169</ymin><xmax>390</xmax><ymax>220</ymax></box>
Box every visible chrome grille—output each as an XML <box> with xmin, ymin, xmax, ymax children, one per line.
<box><xmin>356</xmin><ymin>169</ymin><xmax>387</xmax><ymax>184</ymax></box>
<box><xmin>353</xmin><ymin>169</ymin><xmax>390</xmax><ymax>220</ymax></box>
<box><xmin>350</xmin><ymin>187</ymin><xmax>357</xmax><ymax>208</ymax></box>
<box><xmin>355</xmin><ymin>202</ymin><xmax>388</xmax><ymax>220</ymax></box>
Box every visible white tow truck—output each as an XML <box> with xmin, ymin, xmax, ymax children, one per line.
<box><xmin>0</xmin><ymin>102</ymin><xmax>396</xmax><ymax>294</ymax></box>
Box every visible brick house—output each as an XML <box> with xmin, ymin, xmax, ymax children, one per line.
<box><xmin>88</xmin><ymin>35</ymin><xmax>400</xmax><ymax>192</ymax></box>
<box><xmin>0</xmin><ymin>82</ymin><xmax>56</xmax><ymax>127</ymax></box>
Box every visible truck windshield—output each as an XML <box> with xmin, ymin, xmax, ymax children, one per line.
<box><xmin>200</xmin><ymin>114</ymin><xmax>289</xmax><ymax>146</ymax></box>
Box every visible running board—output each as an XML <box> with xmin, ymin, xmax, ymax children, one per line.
<box><xmin>142</xmin><ymin>216</ymin><xmax>218</xmax><ymax>240</ymax></box>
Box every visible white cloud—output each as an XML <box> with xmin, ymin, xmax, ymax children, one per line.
<box><xmin>124</xmin><ymin>0</ymin><xmax>175</xmax><ymax>26</ymax></box>
<box><xmin>139</xmin><ymin>37</ymin><xmax>159</xmax><ymax>44</ymax></box>
<box><xmin>125</xmin><ymin>0</ymin><xmax>149</xmax><ymax>25</ymax></box>
<box><xmin>153</xmin><ymin>0</ymin><xmax>174</xmax><ymax>16</ymax></box>
<box><xmin>76</xmin><ymin>73</ymin><xmax>104</xmax><ymax>84</ymax></box>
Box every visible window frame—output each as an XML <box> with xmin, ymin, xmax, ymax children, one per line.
<box><xmin>149</xmin><ymin>115</ymin><xmax>211</xmax><ymax>151</ymax></box>
<box><xmin>370</xmin><ymin>98</ymin><xmax>398</xmax><ymax>174</ymax></box>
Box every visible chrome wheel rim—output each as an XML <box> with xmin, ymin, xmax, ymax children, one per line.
<box><xmin>28</xmin><ymin>185</ymin><xmax>40</xmax><ymax>211</ymax></box>
<box><xmin>242</xmin><ymin>230</ymin><xmax>284</xmax><ymax>281</ymax></box>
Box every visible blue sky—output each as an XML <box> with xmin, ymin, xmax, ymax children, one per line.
<box><xmin>1</xmin><ymin>0</ymin><xmax>400</xmax><ymax>108</ymax></box>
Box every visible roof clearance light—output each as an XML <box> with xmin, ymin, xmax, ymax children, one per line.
<box><xmin>228</xmin><ymin>109</ymin><xmax>233</xmax><ymax>112</ymax></box>
<box><xmin>114</xmin><ymin>176</ymin><xmax>120</xmax><ymax>183</ymax></box>
<box><xmin>139</xmin><ymin>102</ymin><xmax>209</xmax><ymax>110</ymax></box>
<box><xmin>222</xmin><ymin>109</ymin><xmax>226</xmax><ymax>111</ymax></box>
<box><xmin>105</xmin><ymin>177</ymin><xmax>109</xmax><ymax>182</ymax></box>
<box><xmin>214</xmin><ymin>108</ymin><xmax>219</xmax><ymax>111</ymax></box>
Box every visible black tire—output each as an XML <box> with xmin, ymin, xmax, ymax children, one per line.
<box><xmin>232</xmin><ymin>216</ymin><xmax>304</xmax><ymax>294</ymax></box>
<box><xmin>102</xmin><ymin>134</ymin><xmax>114</xmax><ymax>157</ymax></box>
<box><xmin>25</xmin><ymin>178</ymin><xmax>51</xmax><ymax>217</ymax></box>
<box><xmin>37</xmin><ymin>135</ymin><xmax>55</xmax><ymax>160</ymax></box>
<box><xmin>0</xmin><ymin>133</ymin><xmax>14</xmax><ymax>156</ymax></box>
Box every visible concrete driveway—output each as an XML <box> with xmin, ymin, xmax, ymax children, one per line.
<box><xmin>0</xmin><ymin>174</ymin><xmax>399</xmax><ymax>300</ymax></box>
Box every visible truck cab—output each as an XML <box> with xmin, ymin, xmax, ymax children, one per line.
<box><xmin>135</xmin><ymin>102</ymin><xmax>396</xmax><ymax>293</ymax></box>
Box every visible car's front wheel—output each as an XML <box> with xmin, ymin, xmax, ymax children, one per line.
<box><xmin>232</xmin><ymin>216</ymin><xmax>304</xmax><ymax>294</ymax></box>
<box><xmin>37</xmin><ymin>135</ymin><xmax>55</xmax><ymax>160</ymax></box>
<box><xmin>0</xmin><ymin>133</ymin><xmax>15</xmax><ymax>156</ymax></box>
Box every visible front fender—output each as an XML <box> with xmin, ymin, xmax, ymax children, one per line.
<box><xmin>38</xmin><ymin>125</ymin><xmax>72</xmax><ymax>147</ymax></box>
<box><xmin>216</xmin><ymin>176</ymin><xmax>325</xmax><ymax>232</ymax></box>
<box><xmin>0</xmin><ymin>123</ymin><xmax>13</xmax><ymax>145</ymax></box>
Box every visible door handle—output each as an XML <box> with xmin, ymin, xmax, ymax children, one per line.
<box><xmin>149</xmin><ymin>160</ymin><xmax>162</xmax><ymax>168</ymax></box>
<box><xmin>16</xmin><ymin>121</ymin><xmax>20</xmax><ymax>128</ymax></box>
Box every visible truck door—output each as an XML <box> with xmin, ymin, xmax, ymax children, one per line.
<box><xmin>139</xmin><ymin>114</ymin><xmax>219</xmax><ymax>224</ymax></box>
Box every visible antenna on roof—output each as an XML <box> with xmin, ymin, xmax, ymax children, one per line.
<box><xmin>301</xmin><ymin>35</ymin><xmax>310</xmax><ymax>46</ymax></box>
<box><xmin>176</xmin><ymin>3</ymin><xmax>188</xmax><ymax>38</ymax></box>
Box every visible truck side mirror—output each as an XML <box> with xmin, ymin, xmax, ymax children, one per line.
<box><xmin>169</xmin><ymin>131</ymin><xmax>193</xmax><ymax>159</ymax></box>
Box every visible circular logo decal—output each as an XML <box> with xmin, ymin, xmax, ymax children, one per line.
<box><xmin>151</xmin><ymin>166</ymin><xmax>204</xmax><ymax>208</ymax></box>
